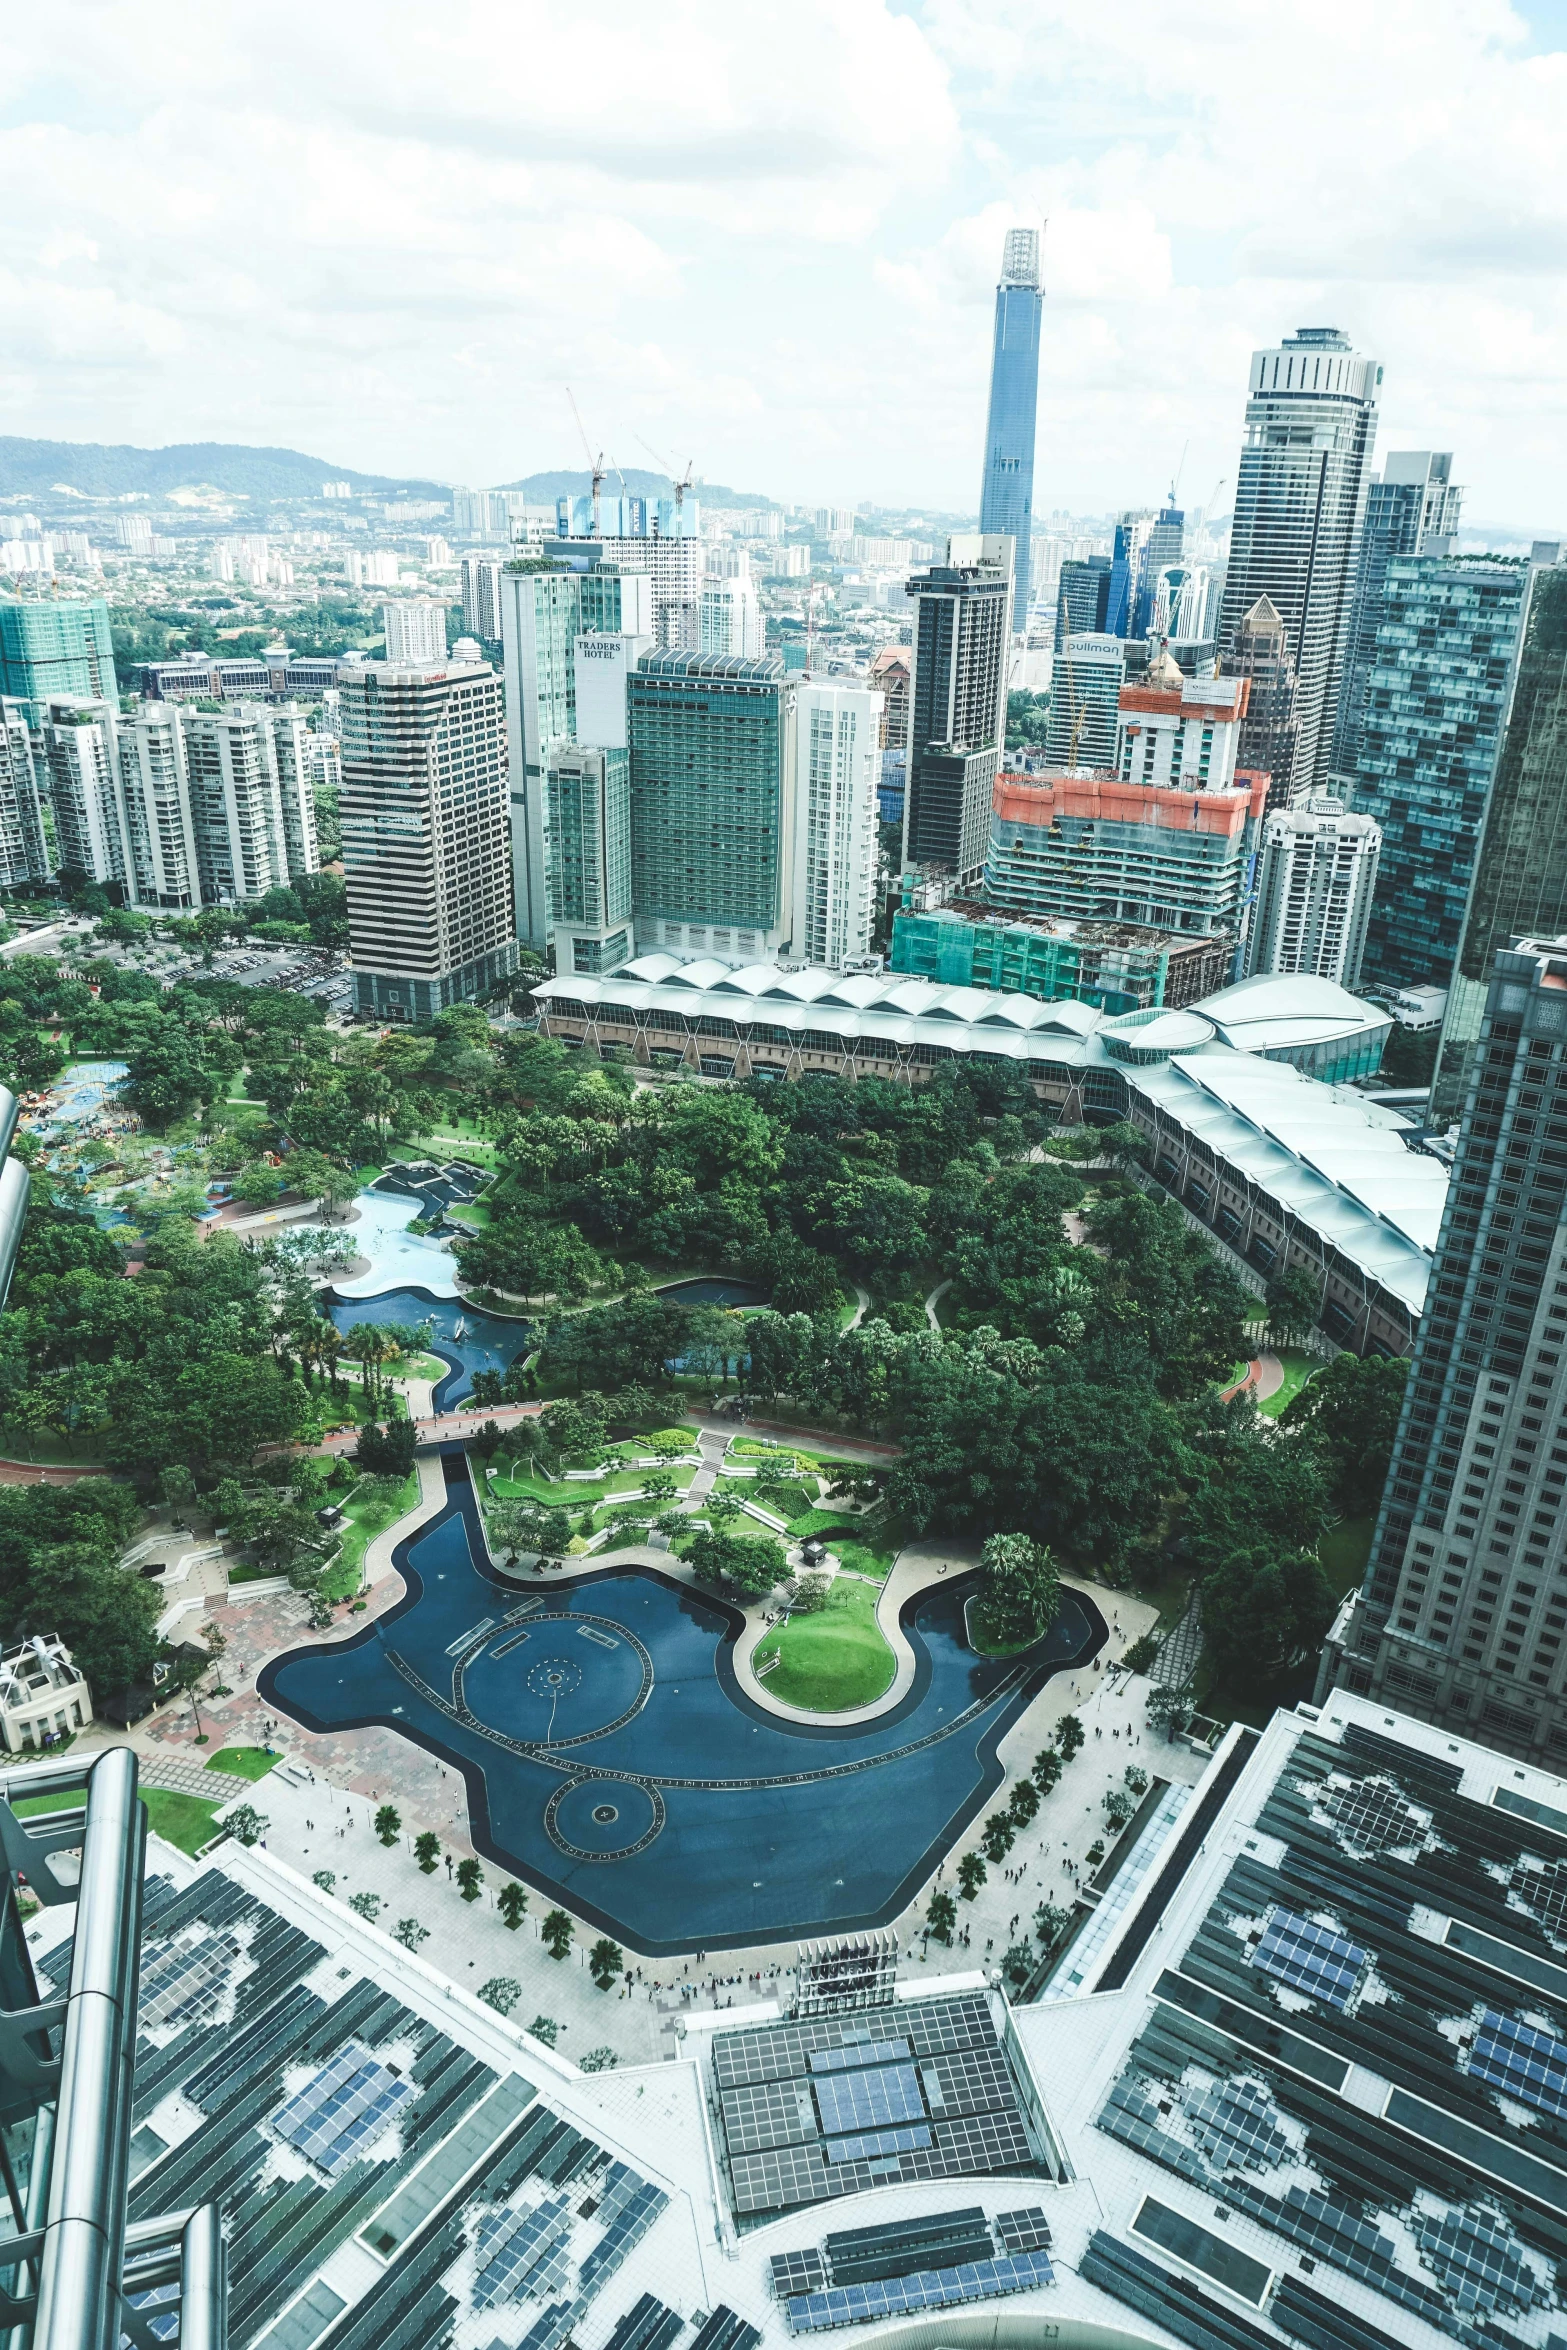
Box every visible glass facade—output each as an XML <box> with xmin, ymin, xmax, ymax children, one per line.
<box><xmin>1053</xmin><ymin>557</ymin><xmax>1110</xmax><ymax>651</ymax></box>
<box><xmin>903</xmin><ymin>565</ymin><xmax>1009</xmax><ymax>876</ymax></box>
<box><xmin>1331</xmin><ymin>455</ymin><xmax>1461</xmax><ymax>777</ymax></box>
<box><xmin>628</xmin><ymin>653</ymin><xmax>788</xmax><ymax>941</ymax></box>
<box><xmin>0</xmin><ymin>596</ymin><xmax>115</xmax><ymax>723</ymax></box>
<box><xmin>978</xmin><ymin>237</ymin><xmax>1043</xmax><ymax>623</ymax></box>
<box><xmin>1350</xmin><ymin>557</ymin><xmax>1528</xmax><ymax>994</ymax></box>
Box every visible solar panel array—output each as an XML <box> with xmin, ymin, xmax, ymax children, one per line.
<box><xmin>994</xmin><ymin>2208</ymin><xmax>1052</xmax><ymax>2256</ymax></box>
<box><xmin>770</xmin><ymin>2251</ymin><xmax>826</xmax><ymax>2299</ymax></box>
<box><xmin>270</xmin><ymin>2043</ymin><xmax>416</xmax><ymax>2176</ymax></box>
<box><xmin>599</xmin><ymin>2293</ymin><xmax>685</xmax><ymax>2350</ymax></box>
<box><xmin>139</xmin><ymin>1934</ymin><xmax>239</xmax><ymax>2035</ymax></box>
<box><xmin>1410</xmin><ymin>2205</ymin><xmax>1540</xmax><ymax>2317</ymax></box>
<box><xmin>1183</xmin><ymin>2079</ymin><xmax>1292</xmax><ymax>2174</ymax></box>
<box><xmin>687</xmin><ymin>2307</ymin><xmax>760</xmax><ymax>2350</ymax></box>
<box><xmin>712</xmin><ymin>1995</ymin><xmax>1039</xmax><ymax>2219</ymax></box>
<box><xmin>1250</xmin><ymin>1910</ymin><xmax>1366</xmax><ymax>2010</ymax></box>
<box><xmin>471</xmin><ymin>2196</ymin><xmax>573</xmax><ymax>2309</ymax></box>
<box><xmin>1469</xmin><ymin>2009</ymin><xmax>1567</xmax><ymax>2122</ymax></box>
<box><xmin>1319</xmin><ymin>1776</ymin><xmax>1427</xmax><ymax>1858</ymax></box>
<box><xmin>783</xmin><ymin>2248</ymin><xmax>1054</xmax><ymax>2332</ymax></box>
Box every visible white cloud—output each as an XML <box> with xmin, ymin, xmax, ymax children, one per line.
<box><xmin>0</xmin><ymin>0</ymin><xmax>1563</xmax><ymax>516</ymax></box>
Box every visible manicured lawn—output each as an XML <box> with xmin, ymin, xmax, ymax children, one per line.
<box><xmin>13</xmin><ymin>1789</ymin><xmax>224</xmax><ymax>1854</ymax></box>
<box><xmin>1258</xmin><ymin>1350</ymin><xmax>1320</xmax><ymax>1419</ymax></box>
<box><xmin>1319</xmin><ymin>1514</ymin><xmax>1374</xmax><ymax>1596</ymax></box>
<box><xmin>330</xmin><ymin>1468</ymin><xmax>422</xmax><ymax>1591</ymax></box>
<box><xmin>751</xmin><ymin>1573</ymin><xmax>896</xmax><ymax>1711</ymax></box>
<box><xmin>205</xmin><ymin>1746</ymin><xmax>277</xmax><ymax>1782</ymax></box>
<box><xmin>1220</xmin><ymin>1359</ymin><xmax>1252</xmax><ymax>1391</ymax></box>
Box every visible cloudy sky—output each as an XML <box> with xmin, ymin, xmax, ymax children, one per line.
<box><xmin>4</xmin><ymin>1</ymin><xmax>1566</xmax><ymax>523</ymax></box>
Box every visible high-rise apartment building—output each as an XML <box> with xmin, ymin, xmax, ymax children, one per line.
<box><xmin>1043</xmin><ymin>634</ymin><xmax>1126</xmax><ymax>768</ymax></box>
<box><xmin>1430</xmin><ymin>563</ymin><xmax>1567</xmax><ymax>1119</ymax></box>
<box><xmin>546</xmin><ymin>746</ymin><xmax>632</xmax><ymax>977</ymax></box>
<box><xmin>339</xmin><ymin>657</ymin><xmax>518</xmax><ymax>1020</ymax></box>
<box><xmin>381</xmin><ymin>598</ymin><xmax>448</xmax><ymax>665</ymax></box>
<box><xmin>1218</xmin><ymin>328</ymin><xmax>1381</xmax><ymax>799</ymax></box>
<box><xmin>114</xmin><ymin>703</ymin><xmax>200</xmax><ymax>909</ymax></box>
<box><xmin>0</xmin><ymin>699</ymin><xmax>49</xmax><ymax>887</ymax></box>
<box><xmin>267</xmin><ymin>702</ymin><xmax>322</xmax><ymax>883</ymax></box>
<box><xmin>1329</xmin><ymin>932</ymin><xmax>1567</xmax><ymax>1760</ymax></box>
<box><xmin>903</xmin><ymin>538</ymin><xmax>1011</xmax><ymax>878</ymax></box>
<box><xmin>41</xmin><ymin>697</ymin><xmax>123</xmax><ymax>885</ymax></box>
<box><xmin>978</xmin><ymin>228</ymin><xmax>1044</xmax><ymax>627</ymax></box>
<box><xmin>555</xmin><ymin>534</ymin><xmax>701</xmax><ymax>650</ymax></box>
<box><xmin>698</xmin><ymin>575</ymin><xmax>762</xmax><ymax>659</ymax></box>
<box><xmin>1244</xmin><ymin>793</ymin><xmax>1381</xmax><ymax>986</ymax></box>
<box><xmin>1226</xmin><ymin>594</ymin><xmax>1301</xmax><ymax>808</ymax></box>
<box><xmin>181</xmin><ymin>706</ymin><xmax>296</xmax><ymax>905</ymax></box>
<box><xmin>460</xmin><ymin>554</ymin><xmax>504</xmax><ymax>641</ymax></box>
<box><xmin>1053</xmin><ymin>556</ymin><xmax>1112</xmax><ymax>651</ymax></box>
<box><xmin>0</xmin><ymin>597</ymin><xmax>115</xmax><ymax>723</ymax></box>
<box><xmin>628</xmin><ymin>652</ymin><xmax>795</xmax><ymax>961</ymax></box>
<box><xmin>1331</xmin><ymin>451</ymin><xmax>1463</xmax><ymax>781</ymax></box>
<box><xmin>1350</xmin><ymin>557</ymin><xmax>1530</xmax><ymax>994</ymax></box>
<box><xmin>790</xmin><ymin>681</ymin><xmax>881</xmax><ymax>969</ymax></box>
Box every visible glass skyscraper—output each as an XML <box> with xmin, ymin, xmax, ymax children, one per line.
<box><xmin>0</xmin><ymin>595</ymin><xmax>115</xmax><ymax>723</ymax></box>
<box><xmin>1053</xmin><ymin>555</ymin><xmax>1111</xmax><ymax>651</ymax></box>
<box><xmin>903</xmin><ymin>543</ymin><xmax>1011</xmax><ymax>877</ymax></box>
<box><xmin>978</xmin><ymin>228</ymin><xmax>1043</xmax><ymax>626</ymax></box>
<box><xmin>1349</xmin><ymin>555</ymin><xmax>1528</xmax><ymax>994</ymax></box>
<box><xmin>628</xmin><ymin>651</ymin><xmax>793</xmax><ymax>959</ymax></box>
<box><xmin>1330</xmin><ymin>451</ymin><xmax>1462</xmax><ymax>780</ymax></box>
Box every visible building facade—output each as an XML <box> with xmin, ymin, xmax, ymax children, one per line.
<box><xmin>985</xmin><ymin>765</ymin><xmax>1268</xmax><ymax>938</ymax></box>
<box><xmin>41</xmin><ymin>697</ymin><xmax>124</xmax><ymax>885</ymax></box>
<box><xmin>1114</xmin><ymin>657</ymin><xmax>1250</xmax><ymax>791</ymax></box>
<box><xmin>546</xmin><ymin>745</ymin><xmax>632</xmax><ymax>976</ymax></box>
<box><xmin>1432</xmin><ymin>561</ymin><xmax>1567</xmax><ymax>1119</ymax></box>
<box><xmin>1245</xmin><ymin>793</ymin><xmax>1381</xmax><ymax>986</ymax></box>
<box><xmin>628</xmin><ymin>652</ymin><xmax>795</xmax><ymax>962</ymax></box>
<box><xmin>1330</xmin><ymin>449</ymin><xmax>1463</xmax><ymax>780</ymax></box>
<box><xmin>1043</xmin><ymin>633</ymin><xmax>1125</xmax><ymax>768</ymax></box>
<box><xmin>902</xmin><ymin>541</ymin><xmax>1011</xmax><ymax>879</ymax></box>
<box><xmin>1053</xmin><ymin>556</ymin><xmax>1111</xmax><ymax>651</ymax></box>
<box><xmin>382</xmin><ymin>597</ymin><xmax>448</xmax><ymax>666</ymax></box>
<box><xmin>1225</xmin><ymin>593</ymin><xmax>1301</xmax><ymax>809</ymax></box>
<box><xmin>789</xmin><ymin>681</ymin><xmax>880</xmax><ymax>969</ymax></box>
<box><xmin>1350</xmin><ymin>556</ymin><xmax>1529</xmax><ymax>994</ymax></box>
<box><xmin>0</xmin><ymin>595</ymin><xmax>115</xmax><ymax>721</ymax></box>
<box><xmin>977</xmin><ymin>227</ymin><xmax>1044</xmax><ymax>626</ymax></box>
<box><xmin>868</xmin><ymin>647</ymin><xmax>911</xmax><ymax>750</ymax></box>
<box><xmin>890</xmin><ymin>903</ymin><xmax>1230</xmax><ymax>1010</ymax></box>
<box><xmin>697</xmin><ymin>576</ymin><xmax>763</xmax><ymax>660</ymax></box>
<box><xmin>460</xmin><ymin>554</ymin><xmax>504</xmax><ymax>641</ymax></box>
<box><xmin>1331</xmin><ymin>933</ymin><xmax>1567</xmax><ymax>1760</ymax></box>
<box><xmin>180</xmin><ymin>705</ymin><xmax>307</xmax><ymax>906</ymax></box>
<box><xmin>115</xmin><ymin>703</ymin><xmax>201</xmax><ymax>909</ymax></box>
<box><xmin>1131</xmin><ymin>501</ymin><xmax>1184</xmax><ymax>637</ymax></box>
<box><xmin>0</xmin><ymin>698</ymin><xmax>50</xmax><ymax>887</ymax></box>
<box><xmin>1217</xmin><ymin>328</ymin><xmax>1382</xmax><ymax>799</ymax></box>
<box><xmin>339</xmin><ymin>657</ymin><xmax>518</xmax><ymax>1020</ymax></box>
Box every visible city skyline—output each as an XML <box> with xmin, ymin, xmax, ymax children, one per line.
<box><xmin>5</xmin><ymin>4</ymin><xmax>1567</xmax><ymax>520</ymax></box>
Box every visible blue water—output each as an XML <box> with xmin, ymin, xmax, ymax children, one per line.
<box><xmin>260</xmin><ymin>1454</ymin><xmax>1105</xmax><ymax>1954</ymax></box>
<box><xmin>325</xmin><ymin>1286</ymin><xmax>530</xmax><ymax>1409</ymax></box>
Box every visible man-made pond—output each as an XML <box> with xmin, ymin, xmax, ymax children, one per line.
<box><xmin>260</xmin><ymin>1453</ymin><xmax>1104</xmax><ymax>1954</ymax></box>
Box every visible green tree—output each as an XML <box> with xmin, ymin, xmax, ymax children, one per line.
<box><xmin>578</xmin><ymin>2046</ymin><xmax>618</xmax><ymax>2072</ymax></box>
<box><xmin>1267</xmin><ymin>1263</ymin><xmax>1322</xmax><ymax>1343</ymax></box>
<box><xmin>1056</xmin><ymin>1714</ymin><xmax>1084</xmax><ymax>1759</ymax></box>
<box><xmin>312</xmin><ymin>1870</ymin><xmax>335</xmax><ymax>1894</ymax></box>
<box><xmin>349</xmin><ymin>1891</ymin><xmax>381</xmax><ymax>1922</ymax></box>
<box><xmin>978</xmin><ymin>1531</ymin><xmax>1061</xmax><ymax>1646</ymax></box>
<box><xmin>498</xmin><ymin>1881</ymin><xmax>527</xmax><ymax>1929</ymax></box>
<box><xmin>414</xmin><ymin>1831</ymin><xmax>440</xmax><ymax>1873</ymax></box>
<box><xmin>479</xmin><ymin>1977</ymin><xmax>523</xmax><ymax>2015</ymax></box>
<box><xmin>588</xmin><ymin>1936</ymin><xmax>625</xmax><ymax>1989</ymax></box>
<box><xmin>927</xmin><ymin>1889</ymin><xmax>957</xmax><ymax>1943</ymax></box>
<box><xmin>374</xmin><ymin>1803</ymin><xmax>401</xmax><ymax>1846</ymax></box>
<box><xmin>981</xmin><ymin>1811</ymin><xmax>1015</xmax><ymax>1863</ymax></box>
<box><xmin>455</xmin><ymin>1856</ymin><xmax>483</xmax><ymax>1902</ymax></box>
<box><xmin>393</xmin><ymin>1917</ymin><xmax>429</xmax><ymax>1953</ymax></box>
<box><xmin>956</xmin><ymin>1851</ymin><xmax>986</xmax><ymax>1899</ymax></box>
<box><xmin>542</xmin><ymin>1908</ymin><xmax>574</xmax><ymax>1959</ymax></box>
<box><xmin>1001</xmin><ymin>1940</ymin><xmax>1036</xmax><ymax>1989</ymax></box>
<box><xmin>1008</xmin><ymin>1777</ymin><xmax>1040</xmax><ymax>1828</ymax></box>
<box><xmin>1034</xmin><ymin>1901</ymin><xmax>1071</xmax><ymax>1948</ymax></box>
<box><xmin>529</xmin><ymin>2015</ymin><xmax>559</xmax><ymax>2047</ymax></box>
<box><xmin>1279</xmin><ymin>1349</ymin><xmax>1409</xmax><ymax>1515</ymax></box>
<box><xmin>683</xmin><ymin>1528</ymin><xmax>787</xmax><ymax>1599</ymax></box>
<box><xmin>224</xmin><ymin>1803</ymin><xmax>268</xmax><ymax>1847</ymax></box>
<box><xmin>1122</xmin><ymin>1631</ymin><xmax>1161</xmax><ymax>1673</ymax></box>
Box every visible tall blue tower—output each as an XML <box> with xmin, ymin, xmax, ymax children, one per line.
<box><xmin>978</xmin><ymin>227</ymin><xmax>1043</xmax><ymax>630</ymax></box>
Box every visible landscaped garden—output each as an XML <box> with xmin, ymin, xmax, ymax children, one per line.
<box><xmin>751</xmin><ymin>1572</ymin><xmax>895</xmax><ymax>1710</ymax></box>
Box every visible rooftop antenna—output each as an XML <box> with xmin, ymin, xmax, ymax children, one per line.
<box><xmin>565</xmin><ymin>387</ymin><xmax>605</xmax><ymax>534</ymax></box>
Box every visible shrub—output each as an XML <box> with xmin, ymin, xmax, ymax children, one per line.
<box><xmin>579</xmin><ymin>2047</ymin><xmax>618</xmax><ymax>2072</ymax></box>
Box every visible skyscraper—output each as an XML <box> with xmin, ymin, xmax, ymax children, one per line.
<box><xmin>977</xmin><ymin>227</ymin><xmax>1044</xmax><ymax>628</ymax></box>
<box><xmin>1349</xmin><ymin>556</ymin><xmax>1529</xmax><ymax>994</ymax></box>
<box><xmin>0</xmin><ymin>597</ymin><xmax>115</xmax><ymax>723</ymax></box>
<box><xmin>546</xmin><ymin>746</ymin><xmax>632</xmax><ymax>977</ymax></box>
<box><xmin>1053</xmin><ymin>556</ymin><xmax>1112</xmax><ymax>651</ymax></box>
<box><xmin>628</xmin><ymin>652</ymin><xmax>795</xmax><ymax>961</ymax></box>
<box><xmin>381</xmin><ymin>598</ymin><xmax>448</xmax><ymax>665</ymax></box>
<box><xmin>789</xmin><ymin>681</ymin><xmax>881</xmax><ymax>969</ymax></box>
<box><xmin>1329</xmin><ymin>932</ymin><xmax>1567</xmax><ymax>1760</ymax></box>
<box><xmin>181</xmin><ymin>705</ymin><xmax>298</xmax><ymax>905</ymax></box>
<box><xmin>1217</xmin><ymin>328</ymin><xmax>1382</xmax><ymax>799</ymax></box>
<box><xmin>41</xmin><ymin>698</ymin><xmax>123</xmax><ymax>885</ymax></box>
<box><xmin>339</xmin><ymin>656</ymin><xmax>518</xmax><ymax>1019</ymax></box>
<box><xmin>1227</xmin><ymin>594</ymin><xmax>1301</xmax><ymax>808</ymax></box>
<box><xmin>1043</xmin><ymin>634</ymin><xmax>1126</xmax><ymax>769</ymax></box>
<box><xmin>0</xmin><ymin>699</ymin><xmax>49</xmax><ymax>888</ymax></box>
<box><xmin>1131</xmin><ymin>502</ymin><xmax>1185</xmax><ymax>637</ymax></box>
<box><xmin>698</xmin><ymin>575</ymin><xmax>763</xmax><ymax>659</ymax></box>
<box><xmin>1243</xmin><ymin>794</ymin><xmax>1381</xmax><ymax>987</ymax></box>
<box><xmin>903</xmin><ymin>538</ymin><xmax>1011</xmax><ymax>877</ymax></box>
<box><xmin>1330</xmin><ymin>451</ymin><xmax>1463</xmax><ymax>781</ymax></box>
<box><xmin>460</xmin><ymin>555</ymin><xmax>504</xmax><ymax>641</ymax></box>
<box><xmin>115</xmin><ymin>703</ymin><xmax>199</xmax><ymax>909</ymax></box>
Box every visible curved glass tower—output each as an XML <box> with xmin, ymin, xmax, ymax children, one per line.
<box><xmin>978</xmin><ymin>228</ymin><xmax>1043</xmax><ymax>630</ymax></box>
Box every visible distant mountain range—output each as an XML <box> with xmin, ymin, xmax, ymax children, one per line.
<box><xmin>0</xmin><ymin>438</ymin><xmax>779</xmax><ymax>509</ymax></box>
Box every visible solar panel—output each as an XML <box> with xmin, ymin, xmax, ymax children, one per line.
<box><xmin>994</xmin><ymin>2209</ymin><xmax>1051</xmax><ymax>2256</ymax></box>
<box><xmin>1507</xmin><ymin>1858</ymin><xmax>1567</xmax><ymax>1943</ymax></box>
<box><xmin>771</xmin><ymin>2251</ymin><xmax>826</xmax><ymax>2299</ymax></box>
<box><xmin>1250</xmin><ymin>1909</ymin><xmax>1366</xmax><ymax>2010</ymax></box>
<box><xmin>688</xmin><ymin>2308</ymin><xmax>761</xmax><ymax>2350</ymax></box>
<box><xmin>1469</xmin><ymin>2008</ymin><xmax>1567</xmax><ymax>2121</ymax></box>
<box><xmin>1319</xmin><ymin>1776</ymin><xmax>1429</xmax><ymax>1858</ymax></box>
<box><xmin>807</xmin><ymin>2038</ymin><xmax>911</xmax><ymax>2074</ymax></box>
<box><xmin>139</xmin><ymin>1935</ymin><xmax>238</xmax><ymax>2034</ymax></box>
<box><xmin>270</xmin><ymin>2043</ymin><xmax>415</xmax><ymax>2175</ymax></box>
<box><xmin>784</xmin><ymin>2249</ymin><xmax>1054</xmax><ymax>2333</ymax></box>
<box><xmin>1183</xmin><ymin>2078</ymin><xmax>1292</xmax><ymax>2174</ymax></box>
<box><xmin>721</xmin><ymin>2080</ymin><xmax>818</xmax><ymax>2156</ymax></box>
<box><xmin>471</xmin><ymin>2197</ymin><xmax>573</xmax><ymax>2310</ymax></box>
<box><xmin>1410</xmin><ymin>2204</ymin><xmax>1539</xmax><ymax>2316</ymax></box>
<box><xmin>824</xmin><ymin>2125</ymin><xmax>931</xmax><ymax>2165</ymax></box>
<box><xmin>813</xmin><ymin>2064</ymin><xmax>924</xmax><ymax>2137</ymax></box>
<box><xmin>599</xmin><ymin>2294</ymin><xmax>684</xmax><ymax>2350</ymax></box>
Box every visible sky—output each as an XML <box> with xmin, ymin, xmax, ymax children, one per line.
<box><xmin>4</xmin><ymin>1</ymin><xmax>1566</xmax><ymax>524</ymax></box>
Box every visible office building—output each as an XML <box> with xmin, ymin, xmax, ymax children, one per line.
<box><xmin>628</xmin><ymin>652</ymin><xmax>795</xmax><ymax>961</ymax></box>
<box><xmin>1218</xmin><ymin>327</ymin><xmax>1382</xmax><ymax>798</ymax></box>
<box><xmin>1104</xmin><ymin>511</ymin><xmax>1154</xmax><ymax>637</ymax></box>
<box><xmin>1244</xmin><ymin>793</ymin><xmax>1381</xmax><ymax>986</ymax></box>
<box><xmin>41</xmin><ymin>696</ymin><xmax>124</xmax><ymax>886</ymax></box>
<box><xmin>789</xmin><ymin>680</ymin><xmax>881</xmax><ymax>968</ymax></box>
<box><xmin>891</xmin><ymin>903</ymin><xmax>1230</xmax><ymax>1010</ymax></box>
<box><xmin>1149</xmin><ymin>562</ymin><xmax>1213</xmax><ymax>646</ymax></box>
<box><xmin>1330</xmin><ymin>931</ymin><xmax>1567</xmax><ymax>1758</ymax></box>
<box><xmin>985</xmin><ymin>763</ymin><xmax>1267</xmax><ymax>938</ymax></box>
<box><xmin>115</xmin><ymin>703</ymin><xmax>200</xmax><ymax>909</ymax></box>
<box><xmin>1350</xmin><ymin>556</ymin><xmax>1530</xmax><ymax>994</ymax></box>
<box><xmin>868</xmin><ymin>646</ymin><xmax>911</xmax><ymax>750</ymax></box>
<box><xmin>460</xmin><ymin>553</ymin><xmax>504</xmax><ymax>640</ymax></box>
<box><xmin>339</xmin><ymin>656</ymin><xmax>519</xmax><ymax>1018</ymax></box>
<box><xmin>978</xmin><ymin>227</ymin><xmax>1044</xmax><ymax>626</ymax></box>
<box><xmin>1042</xmin><ymin>633</ymin><xmax>1126</xmax><ymax>768</ymax></box>
<box><xmin>381</xmin><ymin>597</ymin><xmax>447</xmax><ymax>665</ymax></box>
<box><xmin>0</xmin><ymin>595</ymin><xmax>115</xmax><ymax>723</ymax></box>
<box><xmin>546</xmin><ymin>745</ymin><xmax>632</xmax><ymax>975</ymax></box>
<box><xmin>1432</xmin><ymin>561</ymin><xmax>1567</xmax><ymax>1118</ymax></box>
<box><xmin>1053</xmin><ymin>555</ymin><xmax>1112</xmax><ymax>650</ymax></box>
<box><xmin>0</xmin><ymin>698</ymin><xmax>50</xmax><ymax>886</ymax></box>
<box><xmin>1331</xmin><ymin>450</ymin><xmax>1463</xmax><ymax>779</ymax></box>
<box><xmin>1130</xmin><ymin>500</ymin><xmax>1184</xmax><ymax>636</ymax></box>
<box><xmin>500</xmin><ymin>559</ymin><xmax>654</xmax><ymax>951</ymax></box>
<box><xmin>698</xmin><ymin>574</ymin><xmax>763</xmax><ymax>659</ymax></box>
<box><xmin>1226</xmin><ymin>593</ymin><xmax>1301</xmax><ymax>809</ymax></box>
<box><xmin>903</xmin><ymin>539</ymin><xmax>1011</xmax><ymax>877</ymax></box>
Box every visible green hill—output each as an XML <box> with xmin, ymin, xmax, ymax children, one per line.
<box><xmin>0</xmin><ymin>438</ymin><xmax>449</xmax><ymax>502</ymax></box>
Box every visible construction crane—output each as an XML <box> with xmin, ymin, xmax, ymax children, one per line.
<box><xmin>565</xmin><ymin>386</ymin><xmax>605</xmax><ymax>535</ymax></box>
<box><xmin>635</xmin><ymin>434</ymin><xmax>696</xmax><ymax>519</ymax></box>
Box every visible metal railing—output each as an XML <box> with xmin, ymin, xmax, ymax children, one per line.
<box><xmin>0</xmin><ymin>1748</ymin><xmax>226</xmax><ymax>2350</ymax></box>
